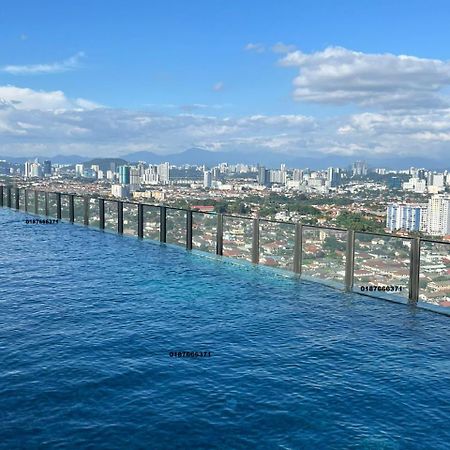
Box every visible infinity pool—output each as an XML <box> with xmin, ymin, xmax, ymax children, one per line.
<box><xmin>1</xmin><ymin>208</ymin><xmax>449</xmax><ymax>449</ymax></box>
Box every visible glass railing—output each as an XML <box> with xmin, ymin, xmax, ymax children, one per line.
<box><xmin>222</xmin><ymin>215</ymin><xmax>253</xmax><ymax>262</ymax></box>
<box><xmin>123</xmin><ymin>202</ymin><xmax>138</xmax><ymax>237</ymax></box>
<box><xmin>419</xmin><ymin>240</ymin><xmax>450</xmax><ymax>312</ymax></box>
<box><xmin>143</xmin><ymin>205</ymin><xmax>160</xmax><ymax>241</ymax></box>
<box><xmin>18</xmin><ymin>189</ymin><xmax>26</xmax><ymax>211</ymax></box>
<box><xmin>27</xmin><ymin>189</ymin><xmax>36</xmax><ymax>213</ymax></box>
<box><xmin>37</xmin><ymin>192</ymin><xmax>46</xmax><ymax>216</ymax></box>
<box><xmin>166</xmin><ymin>208</ymin><xmax>187</xmax><ymax>246</ymax></box>
<box><xmin>1</xmin><ymin>185</ymin><xmax>449</xmax><ymax>317</ymax></box>
<box><xmin>60</xmin><ymin>194</ymin><xmax>70</xmax><ymax>221</ymax></box>
<box><xmin>354</xmin><ymin>233</ymin><xmax>411</xmax><ymax>302</ymax></box>
<box><xmin>88</xmin><ymin>198</ymin><xmax>100</xmax><ymax>228</ymax></box>
<box><xmin>104</xmin><ymin>200</ymin><xmax>118</xmax><ymax>233</ymax></box>
<box><xmin>192</xmin><ymin>212</ymin><xmax>217</xmax><ymax>253</ymax></box>
<box><xmin>48</xmin><ymin>193</ymin><xmax>58</xmax><ymax>218</ymax></box>
<box><xmin>74</xmin><ymin>196</ymin><xmax>85</xmax><ymax>224</ymax></box>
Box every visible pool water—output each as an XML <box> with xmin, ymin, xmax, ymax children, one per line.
<box><xmin>1</xmin><ymin>208</ymin><xmax>449</xmax><ymax>449</ymax></box>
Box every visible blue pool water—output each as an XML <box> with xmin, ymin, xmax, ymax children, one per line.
<box><xmin>1</xmin><ymin>208</ymin><xmax>450</xmax><ymax>450</ymax></box>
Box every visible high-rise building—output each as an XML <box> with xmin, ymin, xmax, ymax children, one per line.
<box><xmin>203</xmin><ymin>170</ymin><xmax>212</xmax><ymax>188</ymax></box>
<box><xmin>352</xmin><ymin>161</ymin><xmax>368</xmax><ymax>177</ymax></box>
<box><xmin>43</xmin><ymin>160</ymin><xmax>52</xmax><ymax>176</ymax></box>
<box><xmin>75</xmin><ymin>164</ymin><xmax>84</xmax><ymax>177</ymax></box>
<box><xmin>158</xmin><ymin>162</ymin><xmax>170</xmax><ymax>184</ymax></box>
<box><xmin>386</xmin><ymin>203</ymin><xmax>427</xmax><ymax>232</ymax></box>
<box><xmin>257</xmin><ymin>166</ymin><xmax>270</xmax><ymax>186</ymax></box>
<box><xmin>427</xmin><ymin>195</ymin><xmax>450</xmax><ymax>236</ymax></box>
<box><xmin>24</xmin><ymin>161</ymin><xmax>33</xmax><ymax>178</ymax></box>
<box><xmin>292</xmin><ymin>169</ymin><xmax>303</xmax><ymax>182</ymax></box>
<box><xmin>118</xmin><ymin>166</ymin><xmax>131</xmax><ymax>184</ymax></box>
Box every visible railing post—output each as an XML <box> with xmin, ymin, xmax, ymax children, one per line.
<box><xmin>44</xmin><ymin>192</ymin><xmax>49</xmax><ymax>216</ymax></box>
<box><xmin>138</xmin><ymin>203</ymin><xmax>144</xmax><ymax>238</ymax></box>
<box><xmin>409</xmin><ymin>237</ymin><xmax>420</xmax><ymax>303</ymax></box>
<box><xmin>293</xmin><ymin>223</ymin><xmax>303</xmax><ymax>274</ymax></box>
<box><xmin>252</xmin><ymin>217</ymin><xmax>260</xmax><ymax>264</ymax></box>
<box><xmin>117</xmin><ymin>201</ymin><xmax>124</xmax><ymax>234</ymax></box>
<box><xmin>7</xmin><ymin>186</ymin><xmax>12</xmax><ymax>208</ymax></box>
<box><xmin>345</xmin><ymin>230</ymin><xmax>356</xmax><ymax>292</ymax></box>
<box><xmin>15</xmin><ymin>187</ymin><xmax>19</xmax><ymax>210</ymax></box>
<box><xmin>0</xmin><ymin>185</ymin><xmax>3</xmax><ymax>207</ymax></box>
<box><xmin>99</xmin><ymin>198</ymin><xmax>105</xmax><ymax>230</ymax></box>
<box><xmin>83</xmin><ymin>197</ymin><xmax>89</xmax><ymax>226</ymax></box>
<box><xmin>34</xmin><ymin>191</ymin><xmax>39</xmax><ymax>215</ymax></box>
<box><xmin>216</xmin><ymin>213</ymin><xmax>224</xmax><ymax>256</ymax></box>
<box><xmin>160</xmin><ymin>206</ymin><xmax>166</xmax><ymax>243</ymax></box>
<box><xmin>186</xmin><ymin>210</ymin><xmax>193</xmax><ymax>250</ymax></box>
<box><xmin>24</xmin><ymin>189</ymin><xmax>28</xmax><ymax>212</ymax></box>
<box><xmin>69</xmin><ymin>195</ymin><xmax>75</xmax><ymax>223</ymax></box>
<box><xmin>56</xmin><ymin>193</ymin><xmax>61</xmax><ymax>219</ymax></box>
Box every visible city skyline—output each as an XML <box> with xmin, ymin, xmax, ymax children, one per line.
<box><xmin>1</xmin><ymin>1</ymin><xmax>450</xmax><ymax>162</ymax></box>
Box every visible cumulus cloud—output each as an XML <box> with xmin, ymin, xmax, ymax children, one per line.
<box><xmin>1</xmin><ymin>85</ymin><xmax>449</xmax><ymax>161</ymax></box>
<box><xmin>279</xmin><ymin>46</ymin><xmax>450</xmax><ymax>109</ymax></box>
<box><xmin>1</xmin><ymin>52</ymin><xmax>85</xmax><ymax>75</ymax></box>
<box><xmin>244</xmin><ymin>43</ymin><xmax>265</xmax><ymax>53</ymax></box>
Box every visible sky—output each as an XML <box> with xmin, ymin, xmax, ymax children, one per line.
<box><xmin>1</xmin><ymin>0</ymin><xmax>450</xmax><ymax>163</ymax></box>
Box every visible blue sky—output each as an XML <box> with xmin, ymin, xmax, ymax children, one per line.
<box><xmin>1</xmin><ymin>0</ymin><xmax>450</xmax><ymax>161</ymax></box>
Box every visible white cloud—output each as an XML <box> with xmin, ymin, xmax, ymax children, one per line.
<box><xmin>1</xmin><ymin>52</ymin><xmax>85</xmax><ymax>75</ymax></box>
<box><xmin>212</xmin><ymin>81</ymin><xmax>224</xmax><ymax>92</ymax></box>
<box><xmin>244</xmin><ymin>43</ymin><xmax>265</xmax><ymax>53</ymax></box>
<box><xmin>271</xmin><ymin>42</ymin><xmax>296</xmax><ymax>54</ymax></box>
<box><xmin>279</xmin><ymin>46</ymin><xmax>450</xmax><ymax>109</ymax></box>
<box><xmin>1</xmin><ymin>85</ymin><xmax>449</xmax><ymax>162</ymax></box>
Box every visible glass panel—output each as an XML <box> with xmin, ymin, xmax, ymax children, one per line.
<box><xmin>166</xmin><ymin>208</ymin><xmax>187</xmax><ymax>246</ymax></box>
<box><xmin>223</xmin><ymin>216</ymin><xmax>253</xmax><ymax>262</ymax></box>
<box><xmin>1</xmin><ymin>187</ymin><xmax>7</xmax><ymax>206</ymax></box>
<box><xmin>60</xmin><ymin>195</ymin><xmax>70</xmax><ymax>221</ymax></box>
<box><xmin>74</xmin><ymin>196</ymin><xmax>85</xmax><ymax>224</ymax></box>
<box><xmin>192</xmin><ymin>212</ymin><xmax>217</xmax><ymax>253</ymax></box>
<box><xmin>143</xmin><ymin>205</ymin><xmax>160</xmax><ymax>241</ymax></box>
<box><xmin>301</xmin><ymin>227</ymin><xmax>347</xmax><ymax>286</ymax></box>
<box><xmin>88</xmin><ymin>198</ymin><xmax>100</xmax><ymax>228</ymax></box>
<box><xmin>260</xmin><ymin>220</ymin><xmax>296</xmax><ymax>271</ymax></box>
<box><xmin>27</xmin><ymin>190</ymin><xmax>36</xmax><ymax>213</ymax></box>
<box><xmin>354</xmin><ymin>233</ymin><xmax>411</xmax><ymax>300</ymax></box>
<box><xmin>123</xmin><ymin>203</ymin><xmax>138</xmax><ymax>237</ymax></box>
<box><xmin>419</xmin><ymin>241</ymin><xmax>450</xmax><ymax>311</ymax></box>
<box><xmin>10</xmin><ymin>188</ymin><xmax>16</xmax><ymax>208</ymax></box>
<box><xmin>19</xmin><ymin>189</ymin><xmax>26</xmax><ymax>211</ymax></box>
<box><xmin>104</xmin><ymin>200</ymin><xmax>118</xmax><ymax>233</ymax></box>
<box><xmin>38</xmin><ymin>192</ymin><xmax>46</xmax><ymax>215</ymax></box>
<box><xmin>48</xmin><ymin>193</ymin><xmax>58</xmax><ymax>218</ymax></box>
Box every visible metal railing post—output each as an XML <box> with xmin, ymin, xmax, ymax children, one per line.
<box><xmin>117</xmin><ymin>201</ymin><xmax>124</xmax><ymax>234</ymax></box>
<box><xmin>293</xmin><ymin>223</ymin><xmax>303</xmax><ymax>274</ymax></box>
<box><xmin>34</xmin><ymin>191</ymin><xmax>39</xmax><ymax>215</ymax></box>
<box><xmin>99</xmin><ymin>199</ymin><xmax>105</xmax><ymax>230</ymax></box>
<box><xmin>56</xmin><ymin>193</ymin><xmax>62</xmax><ymax>219</ymax></box>
<box><xmin>15</xmin><ymin>187</ymin><xmax>19</xmax><ymax>210</ymax></box>
<box><xmin>138</xmin><ymin>203</ymin><xmax>144</xmax><ymax>238</ymax></box>
<box><xmin>252</xmin><ymin>218</ymin><xmax>260</xmax><ymax>264</ymax></box>
<box><xmin>409</xmin><ymin>237</ymin><xmax>420</xmax><ymax>303</ymax></box>
<box><xmin>216</xmin><ymin>213</ymin><xmax>224</xmax><ymax>255</ymax></box>
<box><xmin>0</xmin><ymin>185</ymin><xmax>3</xmax><ymax>207</ymax></box>
<box><xmin>69</xmin><ymin>195</ymin><xmax>75</xmax><ymax>223</ymax></box>
<box><xmin>24</xmin><ymin>189</ymin><xmax>28</xmax><ymax>212</ymax></box>
<box><xmin>345</xmin><ymin>230</ymin><xmax>356</xmax><ymax>292</ymax></box>
<box><xmin>44</xmin><ymin>192</ymin><xmax>49</xmax><ymax>216</ymax></box>
<box><xmin>186</xmin><ymin>210</ymin><xmax>193</xmax><ymax>250</ymax></box>
<box><xmin>160</xmin><ymin>206</ymin><xmax>166</xmax><ymax>243</ymax></box>
<box><xmin>83</xmin><ymin>197</ymin><xmax>89</xmax><ymax>226</ymax></box>
<box><xmin>7</xmin><ymin>186</ymin><xmax>12</xmax><ymax>208</ymax></box>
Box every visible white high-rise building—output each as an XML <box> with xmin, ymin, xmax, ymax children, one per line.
<box><xmin>427</xmin><ymin>194</ymin><xmax>450</xmax><ymax>237</ymax></box>
<box><xmin>203</xmin><ymin>170</ymin><xmax>212</xmax><ymax>188</ymax></box>
<box><xmin>24</xmin><ymin>161</ymin><xmax>33</xmax><ymax>178</ymax></box>
<box><xmin>75</xmin><ymin>164</ymin><xmax>84</xmax><ymax>177</ymax></box>
<box><xmin>158</xmin><ymin>162</ymin><xmax>170</xmax><ymax>184</ymax></box>
<box><xmin>386</xmin><ymin>203</ymin><xmax>427</xmax><ymax>232</ymax></box>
